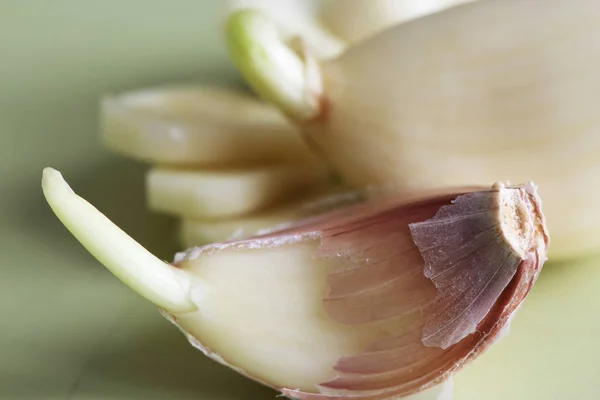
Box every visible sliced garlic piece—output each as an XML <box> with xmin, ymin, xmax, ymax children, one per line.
<box><xmin>101</xmin><ymin>85</ymin><xmax>319</xmax><ymax>167</ymax></box>
<box><xmin>225</xmin><ymin>1</ymin><xmax>600</xmax><ymax>259</ymax></box>
<box><xmin>319</xmin><ymin>0</ymin><xmax>476</xmax><ymax>44</ymax></box>
<box><xmin>146</xmin><ymin>164</ymin><xmax>332</xmax><ymax>219</ymax></box>
<box><xmin>42</xmin><ymin>168</ymin><xmax>548</xmax><ymax>400</ymax></box>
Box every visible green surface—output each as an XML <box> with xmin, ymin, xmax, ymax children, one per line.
<box><xmin>1</xmin><ymin>1</ymin><xmax>599</xmax><ymax>399</ymax></box>
<box><xmin>1</xmin><ymin>2</ymin><xmax>272</xmax><ymax>399</ymax></box>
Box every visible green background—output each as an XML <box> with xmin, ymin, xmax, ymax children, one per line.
<box><xmin>1</xmin><ymin>1</ymin><xmax>598</xmax><ymax>399</ymax></box>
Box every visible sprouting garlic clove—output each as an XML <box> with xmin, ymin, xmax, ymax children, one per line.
<box><xmin>319</xmin><ymin>0</ymin><xmax>477</xmax><ymax>44</ymax></box>
<box><xmin>101</xmin><ymin>85</ymin><xmax>320</xmax><ymax>167</ymax></box>
<box><xmin>225</xmin><ymin>1</ymin><xmax>600</xmax><ymax>259</ymax></box>
<box><xmin>42</xmin><ymin>168</ymin><xmax>548</xmax><ymax>400</ymax></box>
<box><xmin>146</xmin><ymin>164</ymin><xmax>333</xmax><ymax>219</ymax></box>
<box><xmin>224</xmin><ymin>0</ymin><xmax>345</xmax><ymax>59</ymax></box>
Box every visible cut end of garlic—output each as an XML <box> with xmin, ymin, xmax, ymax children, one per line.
<box><xmin>498</xmin><ymin>183</ymin><xmax>549</xmax><ymax>262</ymax></box>
<box><xmin>225</xmin><ymin>9</ymin><xmax>324</xmax><ymax>121</ymax></box>
<box><xmin>41</xmin><ymin>168</ymin><xmax>197</xmax><ymax>313</ymax></box>
<box><xmin>409</xmin><ymin>183</ymin><xmax>549</xmax><ymax>349</ymax></box>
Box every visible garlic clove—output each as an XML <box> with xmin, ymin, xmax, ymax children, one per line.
<box><xmin>225</xmin><ymin>1</ymin><xmax>600</xmax><ymax>259</ymax></box>
<box><xmin>179</xmin><ymin>185</ymin><xmax>365</xmax><ymax>246</ymax></box>
<box><xmin>42</xmin><ymin>168</ymin><xmax>548</xmax><ymax>400</ymax></box>
<box><xmin>146</xmin><ymin>164</ymin><xmax>333</xmax><ymax>219</ymax></box>
<box><xmin>101</xmin><ymin>85</ymin><xmax>319</xmax><ymax>167</ymax></box>
<box><xmin>319</xmin><ymin>0</ymin><xmax>476</xmax><ymax>44</ymax></box>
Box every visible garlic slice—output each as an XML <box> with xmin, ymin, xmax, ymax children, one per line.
<box><xmin>225</xmin><ymin>1</ymin><xmax>600</xmax><ymax>259</ymax></box>
<box><xmin>146</xmin><ymin>164</ymin><xmax>332</xmax><ymax>219</ymax></box>
<box><xmin>101</xmin><ymin>85</ymin><xmax>319</xmax><ymax>167</ymax></box>
<box><xmin>42</xmin><ymin>168</ymin><xmax>548</xmax><ymax>400</ymax></box>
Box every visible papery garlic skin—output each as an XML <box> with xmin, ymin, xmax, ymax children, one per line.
<box><xmin>226</xmin><ymin>1</ymin><xmax>599</xmax><ymax>259</ymax></box>
<box><xmin>42</xmin><ymin>168</ymin><xmax>548</xmax><ymax>400</ymax></box>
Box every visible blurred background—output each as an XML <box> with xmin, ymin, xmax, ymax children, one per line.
<box><xmin>1</xmin><ymin>1</ymin><xmax>599</xmax><ymax>399</ymax></box>
<box><xmin>0</xmin><ymin>2</ymin><xmax>275</xmax><ymax>399</ymax></box>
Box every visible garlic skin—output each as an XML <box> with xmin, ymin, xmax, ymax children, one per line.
<box><xmin>226</xmin><ymin>1</ymin><xmax>600</xmax><ymax>259</ymax></box>
<box><xmin>42</xmin><ymin>168</ymin><xmax>548</xmax><ymax>400</ymax></box>
<box><xmin>319</xmin><ymin>0</ymin><xmax>476</xmax><ymax>44</ymax></box>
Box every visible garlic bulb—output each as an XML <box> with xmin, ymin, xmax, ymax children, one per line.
<box><xmin>42</xmin><ymin>167</ymin><xmax>548</xmax><ymax>400</ymax></box>
<box><xmin>225</xmin><ymin>1</ymin><xmax>600</xmax><ymax>259</ymax></box>
<box><xmin>319</xmin><ymin>0</ymin><xmax>476</xmax><ymax>44</ymax></box>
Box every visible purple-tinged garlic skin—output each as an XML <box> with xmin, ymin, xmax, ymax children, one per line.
<box><xmin>412</xmin><ymin>182</ymin><xmax>548</xmax><ymax>349</ymax></box>
<box><xmin>164</xmin><ymin>183</ymin><xmax>548</xmax><ymax>400</ymax></box>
